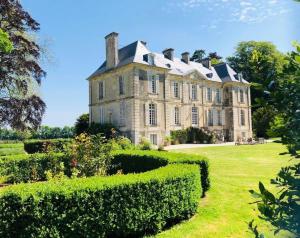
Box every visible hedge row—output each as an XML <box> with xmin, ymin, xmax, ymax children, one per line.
<box><xmin>113</xmin><ymin>150</ymin><xmax>210</xmax><ymax>197</ymax></box>
<box><xmin>23</xmin><ymin>139</ymin><xmax>71</xmax><ymax>154</ymax></box>
<box><xmin>0</xmin><ymin>164</ymin><xmax>201</xmax><ymax>237</ymax></box>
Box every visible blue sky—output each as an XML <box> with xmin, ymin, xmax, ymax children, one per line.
<box><xmin>22</xmin><ymin>0</ymin><xmax>300</xmax><ymax>127</ymax></box>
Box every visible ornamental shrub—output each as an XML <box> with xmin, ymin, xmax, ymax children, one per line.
<box><xmin>171</xmin><ymin>127</ymin><xmax>216</xmax><ymax>144</ymax></box>
<box><xmin>0</xmin><ymin>164</ymin><xmax>201</xmax><ymax>237</ymax></box>
<box><xmin>23</xmin><ymin>139</ymin><xmax>71</xmax><ymax>154</ymax></box>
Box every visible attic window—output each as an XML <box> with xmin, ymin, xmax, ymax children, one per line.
<box><xmin>238</xmin><ymin>73</ymin><xmax>243</xmax><ymax>82</ymax></box>
<box><xmin>143</xmin><ymin>54</ymin><xmax>154</xmax><ymax>65</ymax></box>
<box><xmin>206</xmin><ymin>73</ymin><xmax>213</xmax><ymax>78</ymax></box>
<box><xmin>166</xmin><ymin>63</ymin><xmax>171</xmax><ymax>68</ymax></box>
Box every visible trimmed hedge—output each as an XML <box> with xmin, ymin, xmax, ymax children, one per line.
<box><xmin>0</xmin><ymin>164</ymin><xmax>201</xmax><ymax>237</ymax></box>
<box><xmin>113</xmin><ymin>150</ymin><xmax>210</xmax><ymax>197</ymax></box>
<box><xmin>24</xmin><ymin>139</ymin><xmax>71</xmax><ymax>154</ymax></box>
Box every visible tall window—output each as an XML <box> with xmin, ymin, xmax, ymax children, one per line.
<box><xmin>240</xmin><ymin>110</ymin><xmax>245</xmax><ymax>126</ymax></box>
<box><xmin>149</xmin><ymin>75</ymin><xmax>157</xmax><ymax>94</ymax></box>
<box><xmin>191</xmin><ymin>84</ymin><xmax>197</xmax><ymax>100</ymax></box>
<box><xmin>208</xmin><ymin>110</ymin><xmax>213</xmax><ymax>126</ymax></box>
<box><xmin>99</xmin><ymin>106</ymin><xmax>105</xmax><ymax>124</ymax></box>
<box><xmin>174</xmin><ymin>107</ymin><xmax>180</xmax><ymax>125</ymax></box>
<box><xmin>173</xmin><ymin>82</ymin><xmax>179</xmax><ymax>98</ymax></box>
<box><xmin>216</xmin><ymin>89</ymin><xmax>221</xmax><ymax>103</ymax></box>
<box><xmin>99</xmin><ymin>81</ymin><xmax>104</xmax><ymax>100</ymax></box>
<box><xmin>207</xmin><ymin>88</ymin><xmax>212</xmax><ymax>102</ymax></box>
<box><xmin>240</xmin><ymin>89</ymin><xmax>244</xmax><ymax>103</ymax></box>
<box><xmin>120</xmin><ymin>101</ymin><xmax>125</xmax><ymax>126</ymax></box>
<box><xmin>119</xmin><ymin>76</ymin><xmax>124</xmax><ymax>95</ymax></box>
<box><xmin>149</xmin><ymin>103</ymin><xmax>157</xmax><ymax>126</ymax></box>
<box><xmin>217</xmin><ymin>110</ymin><xmax>222</xmax><ymax>126</ymax></box>
<box><xmin>192</xmin><ymin>107</ymin><xmax>198</xmax><ymax>126</ymax></box>
<box><xmin>150</xmin><ymin>134</ymin><xmax>157</xmax><ymax>145</ymax></box>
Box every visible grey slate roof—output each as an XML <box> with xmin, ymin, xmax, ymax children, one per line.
<box><xmin>87</xmin><ymin>40</ymin><xmax>249</xmax><ymax>84</ymax></box>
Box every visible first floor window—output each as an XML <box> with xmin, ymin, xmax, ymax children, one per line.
<box><xmin>208</xmin><ymin>110</ymin><xmax>213</xmax><ymax>126</ymax></box>
<box><xmin>119</xmin><ymin>76</ymin><xmax>124</xmax><ymax>95</ymax></box>
<box><xmin>150</xmin><ymin>134</ymin><xmax>158</xmax><ymax>145</ymax></box>
<box><xmin>173</xmin><ymin>82</ymin><xmax>179</xmax><ymax>98</ymax></box>
<box><xmin>149</xmin><ymin>75</ymin><xmax>157</xmax><ymax>94</ymax></box>
<box><xmin>240</xmin><ymin>110</ymin><xmax>245</xmax><ymax>126</ymax></box>
<box><xmin>217</xmin><ymin>110</ymin><xmax>222</xmax><ymax>126</ymax></box>
<box><xmin>99</xmin><ymin>81</ymin><xmax>104</xmax><ymax>100</ymax></box>
<box><xmin>216</xmin><ymin>89</ymin><xmax>221</xmax><ymax>103</ymax></box>
<box><xmin>149</xmin><ymin>103</ymin><xmax>157</xmax><ymax>126</ymax></box>
<box><xmin>120</xmin><ymin>101</ymin><xmax>125</xmax><ymax>126</ymax></box>
<box><xmin>240</xmin><ymin>89</ymin><xmax>244</xmax><ymax>103</ymax></box>
<box><xmin>207</xmin><ymin>88</ymin><xmax>212</xmax><ymax>102</ymax></box>
<box><xmin>191</xmin><ymin>84</ymin><xmax>197</xmax><ymax>100</ymax></box>
<box><xmin>99</xmin><ymin>106</ymin><xmax>105</xmax><ymax>124</ymax></box>
<box><xmin>174</xmin><ymin>107</ymin><xmax>180</xmax><ymax>125</ymax></box>
<box><xmin>192</xmin><ymin>107</ymin><xmax>198</xmax><ymax>126</ymax></box>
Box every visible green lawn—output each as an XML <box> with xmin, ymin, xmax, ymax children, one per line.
<box><xmin>0</xmin><ymin>143</ymin><xmax>25</xmax><ymax>156</ymax></box>
<box><xmin>156</xmin><ymin>142</ymin><xmax>296</xmax><ymax>238</ymax></box>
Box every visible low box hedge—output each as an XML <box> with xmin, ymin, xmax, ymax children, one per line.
<box><xmin>113</xmin><ymin>150</ymin><xmax>210</xmax><ymax>197</ymax></box>
<box><xmin>24</xmin><ymin>139</ymin><xmax>71</xmax><ymax>154</ymax></box>
<box><xmin>0</xmin><ymin>164</ymin><xmax>201</xmax><ymax>237</ymax></box>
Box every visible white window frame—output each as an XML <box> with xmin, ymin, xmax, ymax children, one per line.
<box><xmin>207</xmin><ymin>88</ymin><xmax>212</xmax><ymax>102</ymax></box>
<box><xmin>119</xmin><ymin>76</ymin><xmax>124</xmax><ymax>95</ymax></box>
<box><xmin>99</xmin><ymin>81</ymin><xmax>104</xmax><ymax>100</ymax></box>
<box><xmin>150</xmin><ymin>134</ymin><xmax>158</xmax><ymax>145</ymax></box>
<box><xmin>216</xmin><ymin>89</ymin><xmax>221</xmax><ymax>103</ymax></box>
<box><xmin>173</xmin><ymin>82</ymin><xmax>179</xmax><ymax>98</ymax></box>
<box><xmin>191</xmin><ymin>84</ymin><xmax>197</xmax><ymax>100</ymax></box>
<box><xmin>149</xmin><ymin>103</ymin><xmax>157</xmax><ymax>126</ymax></box>
<box><xmin>99</xmin><ymin>106</ymin><xmax>105</xmax><ymax>124</ymax></box>
<box><xmin>149</xmin><ymin>74</ymin><xmax>157</xmax><ymax>94</ymax></box>
<box><xmin>174</xmin><ymin>107</ymin><xmax>180</xmax><ymax>125</ymax></box>
<box><xmin>191</xmin><ymin>107</ymin><xmax>198</xmax><ymax>126</ymax></box>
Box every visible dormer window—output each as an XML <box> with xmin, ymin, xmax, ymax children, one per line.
<box><xmin>143</xmin><ymin>54</ymin><xmax>154</xmax><ymax>65</ymax></box>
<box><xmin>206</xmin><ymin>73</ymin><xmax>213</xmax><ymax>78</ymax></box>
<box><xmin>238</xmin><ymin>73</ymin><xmax>243</xmax><ymax>82</ymax></box>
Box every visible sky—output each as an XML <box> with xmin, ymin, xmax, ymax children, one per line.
<box><xmin>21</xmin><ymin>0</ymin><xmax>300</xmax><ymax>127</ymax></box>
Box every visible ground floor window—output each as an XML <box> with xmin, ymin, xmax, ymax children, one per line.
<box><xmin>174</xmin><ymin>107</ymin><xmax>180</xmax><ymax>125</ymax></box>
<box><xmin>99</xmin><ymin>106</ymin><xmax>105</xmax><ymax>124</ymax></box>
<box><xmin>208</xmin><ymin>109</ymin><xmax>213</xmax><ymax>126</ymax></box>
<box><xmin>217</xmin><ymin>110</ymin><xmax>222</xmax><ymax>126</ymax></box>
<box><xmin>192</xmin><ymin>107</ymin><xmax>198</xmax><ymax>126</ymax></box>
<box><xmin>150</xmin><ymin>134</ymin><xmax>158</xmax><ymax>145</ymax></box>
<box><xmin>149</xmin><ymin>103</ymin><xmax>157</xmax><ymax>126</ymax></box>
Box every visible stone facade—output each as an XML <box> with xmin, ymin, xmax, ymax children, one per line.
<box><xmin>88</xmin><ymin>33</ymin><xmax>252</xmax><ymax>145</ymax></box>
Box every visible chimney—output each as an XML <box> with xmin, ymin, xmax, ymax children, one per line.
<box><xmin>181</xmin><ymin>52</ymin><xmax>190</xmax><ymax>64</ymax></box>
<box><xmin>162</xmin><ymin>48</ymin><xmax>174</xmax><ymax>61</ymax></box>
<box><xmin>105</xmin><ymin>32</ymin><xmax>119</xmax><ymax>69</ymax></box>
<box><xmin>201</xmin><ymin>58</ymin><xmax>211</xmax><ymax>69</ymax></box>
<box><xmin>141</xmin><ymin>41</ymin><xmax>147</xmax><ymax>46</ymax></box>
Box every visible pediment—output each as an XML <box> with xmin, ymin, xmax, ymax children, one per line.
<box><xmin>184</xmin><ymin>69</ymin><xmax>206</xmax><ymax>81</ymax></box>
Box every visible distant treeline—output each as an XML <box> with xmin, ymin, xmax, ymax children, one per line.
<box><xmin>0</xmin><ymin>126</ymin><xmax>74</xmax><ymax>140</ymax></box>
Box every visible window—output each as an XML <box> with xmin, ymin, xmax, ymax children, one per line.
<box><xmin>99</xmin><ymin>81</ymin><xmax>104</xmax><ymax>100</ymax></box>
<box><xmin>240</xmin><ymin>110</ymin><xmax>245</xmax><ymax>126</ymax></box>
<box><xmin>120</xmin><ymin>101</ymin><xmax>125</xmax><ymax>126</ymax></box>
<box><xmin>192</xmin><ymin>107</ymin><xmax>198</xmax><ymax>126</ymax></box>
<box><xmin>207</xmin><ymin>88</ymin><xmax>212</xmax><ymax>102</ymax></box>
<box><xmin>216</xmin><ymin>89</ymin><xmax>221</xmax><ymax>103</ymax></box>
<box><xmin>173</xmin><ymin>82</ymin><xmax>179</xmax><ymax>98</ymax></box>
<box><xmin>191</xmin><ymin>84</ymin><xmax>197</xmax><ymax>100</ymax></box>
<box><xmin>240</xmin><ymin>89</ymin><xmax>244</xmax><ymax>103</ymax></box>
<box><xmin>149</xmin><ymin>103</ymin><xmax>157</xmax><ymax>126</ymax></box>
<box><xmin>150</xmin><ymin>134</ymin><xmax>158</xmax><ymax>145</ymax></box>
<box><xmin>208</xmin><ymin>110</ymin><xmax>213</xmax><ymax>126</ymax></box>
<box><xmin>217</xmin><ymin>110</ymin><xmax>222</xmax><ymax>126</ymax></box>
<box><xmin>99</xmin><ymin>106</ymin><xmax>105</xmax><ymax>124</ymax></box>
<box><xmin>119</xmin><ymin>76</ymin><xmax>124</xmax><ymax>95</ymax></box>
<box><xmin>174</xmin><ymin>107</ymin><xmax>180</xmax><ymax>125</ymax></box>
<box><xmin>149</xmin><ymin>74</ymin><xmax>158</xmax><ymax>94</ymax></box>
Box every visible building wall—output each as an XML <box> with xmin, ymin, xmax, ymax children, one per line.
<box><xmin>89</xmin><ymin>63</ymin><xmax>252</xmax><ymax>144</ymax></box>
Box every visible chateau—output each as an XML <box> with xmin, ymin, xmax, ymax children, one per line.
<box><xmin>87</xmin><ymin>32</ymin><xmax>252</xmax><ymax>145</ymax></box>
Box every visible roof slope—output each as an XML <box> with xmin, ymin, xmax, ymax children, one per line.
<box><xmin>87</xmin><ymin>40</ymin><xmax>248</xmax><ymax>84</ymax></box>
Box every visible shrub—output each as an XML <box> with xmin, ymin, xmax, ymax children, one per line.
<box><xmin>171</xmin><ymin>130</ymin><xmax>187</xmax><ymax>144</ymax></box>
<box><xmin>110</xmin><ymin>136</ymin><xmax>134</xmax><ymax>150</ymax></box>
<box><xmin>0</xmin><ymin>164</ymin><xmax>201</xmax><ymax>237</ymax></box>
<box><xmin>113</xmin><ymin>150</ymin><xmax>210</xmax><ymax>197</ymax></box>
<box><xmin>24</xmin><ymin>139</ymin><xmax>71</xmax><ymax>154</ymax></box>
<box><xmin>74</xmin><ymin>113</ymin><xmax>89</xmax><ymax>135</ymax></box>
<box><xmin>171</xmin><ymin>127</ymin><xmax>216</xmax><ymax>144</ymax></box>
<box><xmin>138</xmin><ymin>137</ymin><xmax>152</xmax><ymax>150</ymax></box>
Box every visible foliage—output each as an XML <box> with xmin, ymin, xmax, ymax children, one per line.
<box><xmin>0</xmin><ymin>143</ymin><xmax>25</xmax><ymax>156</ymax></box>
<box><xmin>23</xmin><ymin>139</ymin><xmax>71</xmax><ymax>154</ymax></box>
<box><xmin>31</xmin><ymin>125</ymin><xmax>74</xmax><ymax>139</ymax></box>
<box><xmin>74</xmin><ymin>113</ymin><xmax>89</xmax><ymax>135</ymax></box>
<box><xmin>0</xmin><ymin>28</ymin><xmax>13</xmax><ymax>53</ymax></box>
<box><xmin>0</xmin><ymin>0</ymin><xmax>46</xmax><ymax>130</ymax></box>
<box><xmin>138</xmin><ymin>137</ymin><xmax>152</xmax><ymax>150</ymax></box>
<box><xmin>208</xmin><ymin>52</ymin><xmax>223</xmax><ymax>65</ymax></box>
<box><xmin>110</xmin><ymin>136</ymin><xmax>134</xmax><ymax>150</ymax></box>
<box><xmin>113</xmin><ymin>150</ymin><xmax>210</xmax><ymax>197</ymax></box>
<box><xmin>249</xmin><ymin>165</ymin><xmax>300</xmax><ymax>236</ymax></box>
<box><xmin>191</xmin><ymin>49</ymin><xmax>206</xmax><ymax>62</ymax></box>
<box><xmin>0</xmin><ymin>128</ymin><xmax>30</xmax><ymax>141</ymax></box>
<box><xmin>65</xmin><ymin>133</ymin><xmax>113</xmax><ymax>177</ymax></box>
<box><xmin>0</xmin><ymin>164</ymin><xmax>201</xmax><ymax>237</ymax></box>
<box><xmin>252</xmin><ymin>106</ymin><xmax>277</xmax><ymax>138</ymax></box>
<box><xmin>267</xmin><ymin>115</ymin><xmax>285</xmax><ymax>138</ymax></box>
<box><xmin>171</xmin><ymin>127</ymin><xmax>216</xmax><ymax>144</ymax></box>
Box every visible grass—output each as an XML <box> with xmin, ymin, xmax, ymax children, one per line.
<box><xmin>0</xmin><ymin>143</ymin><xmax>25</xmax><ymax>156</ymax></box>
<box><xmin>156</xmin><ymin>142</ymin><xmax>297</xmax><ymax>238</ymax></box>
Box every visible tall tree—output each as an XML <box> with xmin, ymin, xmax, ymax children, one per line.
<box><xmin>208</xmin><ymin>52</ymin><xmax>223</xmax><ymax>65</ymax></box>
<box><xmin>0</xmin><ymin>28</ymin><xmax>13</xmax><ymax>53</ymax></box>
<box><xmin>0</xmin><ymin>0</ymin><xmax>46</xmax><ymax>130</ymax></box>
<box><xmin>191</xmin><ymin>49</ymin><xmax>206</xmax><ymax>62</ymax></box>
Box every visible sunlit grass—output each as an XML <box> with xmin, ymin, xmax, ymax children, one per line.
<box><xmin>0</xmin><ymin>143</ymin><xmax>25</xmax><ymax>156</ymax></box>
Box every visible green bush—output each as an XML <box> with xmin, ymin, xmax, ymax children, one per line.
<box><xmin>24</xmin><ymin>139</ymin><xmax>71</xmax><ymax>154</ymax></box>
<box><xmin>113</xmin><ymin>150</ymin><xmax>210</xmax><ymax>197</ymax></box>
<box><xmin>171</xmin><ymin>127</ymin><xmax>216</xmax><ymax>144</ymax></box>
<box><xmin>0</xmin><ymin>164</ymin><xmax>201</xmax><ymax>237</ymax></box>
<box><xmin>138</xmin><ymin>137</ymin><xmax>152</xmax><ymax>150</ymax></box>
<box><xmin>171</xmin><ymin>130</ymin><xmax>188</xmax><ymax>144</ymax></box>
